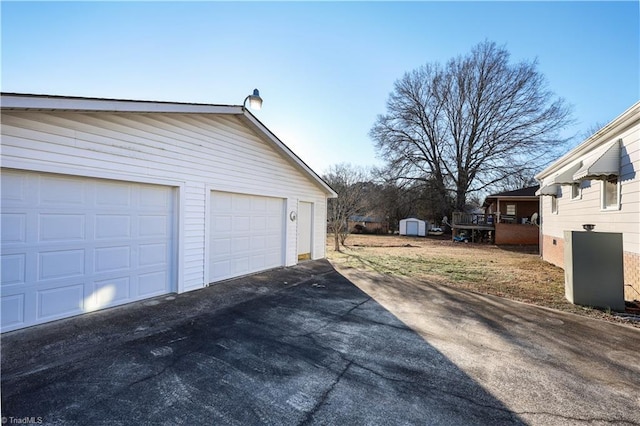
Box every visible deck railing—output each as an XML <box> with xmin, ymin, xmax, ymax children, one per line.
<box><xmin>451</xmin><ymin>212</ymin><xmax>496</xmax><ymax>227</ymax></box>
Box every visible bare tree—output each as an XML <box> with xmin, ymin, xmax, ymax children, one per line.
<box><xmin>370</xmin><ymin>167</ymin><xmax>454</xmax><ymax>231</ymax></box>
<box><xmin>323</xmin><ymin>163</ymin><xmax>371</xmax><ymax>251</ymax></box>
<box><xmin>370</xmin><ymin>41</ymin><xmax>573</xmax><ymax>211</ymax></box>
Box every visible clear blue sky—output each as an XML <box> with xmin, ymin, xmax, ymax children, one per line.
<box><xmin>2</xmin><ymin>1</ymin><xmax>638</xmax><ymax>176</ymax></box>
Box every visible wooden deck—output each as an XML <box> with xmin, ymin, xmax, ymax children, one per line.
<box><xmin>451</xmin><ymin>212</ymin><xmax>495</xmax><ymax>243</ymax></box>
<box><xmin>451</xmin><ymin>212</ymin><xmax>496</xmax><ymax>229</ymax></box>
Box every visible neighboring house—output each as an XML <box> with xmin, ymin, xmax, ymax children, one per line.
<box><xmin>348</xmin><ymin>215</ymin><xmax>388</xmax><ymax>234</ymax></box>
<box><xmin>451</xmin><ymin>186</ymin><xmax>540</xmax><ymax>245</ymax></box>
<box><xmin>0</xmin><ymin>93</ymin><xmax>337</xmax><ymax>332</ymax></box>
<box><xmin>482</xmin><ymin>186</ymin><xmax>540</xmax><ymax>245</ymax></box>
<box><xmin>535</xmin><ymin>101</ymin><xmax>640</xmax><ymax>301</ymax></box>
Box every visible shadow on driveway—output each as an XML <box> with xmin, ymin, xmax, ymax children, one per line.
<box><xmin>2</xmin><ymin>260</ymin><xmax>523</xmax><ymax>425</ymax></box>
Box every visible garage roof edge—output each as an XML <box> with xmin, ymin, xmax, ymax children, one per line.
<box><xmin>1</xmin><ymin>92</ymin><xmax>338</xmax><ymax>198</ymax></box>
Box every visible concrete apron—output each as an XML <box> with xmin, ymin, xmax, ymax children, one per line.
<box><xmin>1</xmin><ymin>259</ymin><xmax>639</xmax><ymax>425</ymax></box>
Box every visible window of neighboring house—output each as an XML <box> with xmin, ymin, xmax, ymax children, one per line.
<box><xmin>602</xmin><ymin>177</ymin><xmax>620</xmax><ymax>210</ymax></box>
<box><xmin>506</xmin><ymin>204</ymin><xmax>516</xmax><ymax>216</ymax></box>
<box><xmin>571</xmin><ymin>183</ymin><xmax>581</xmax><ymax>200</ymax></box>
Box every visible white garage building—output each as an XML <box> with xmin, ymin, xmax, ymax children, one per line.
<box><xmin>0</xmin><ymin>93</ymin><xmax>337</xmax><ymax>332</ymax></box>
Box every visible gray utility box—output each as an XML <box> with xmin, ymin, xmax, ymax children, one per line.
<box><xmin>564</xmin><ymin>231</ymin><xmax>624</xmax><ymax>312</ymax></box>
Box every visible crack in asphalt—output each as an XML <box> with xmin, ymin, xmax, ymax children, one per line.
<box><xmin>298</xmin><ymin>360</ymin><xmax>353</xmax><ymax>426</ymax></box>
<box><xmin>293</xmin><ymin>297</ymin><xmax>374</xmax><ymax>338</ymax></box>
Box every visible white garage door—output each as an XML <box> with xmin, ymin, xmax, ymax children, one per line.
<box><xmin>209</xmin><ymin>191</ymin><xmax>284</xmax><ymax>282</ymax></box>
<box><xmin>1</xmin><ymin>170</ymin><xmax>175</xmax><ymax>332</ymax></box>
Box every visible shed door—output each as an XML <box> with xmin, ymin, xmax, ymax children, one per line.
<box><xmin>209</xmin><ymin>191</ymin><xmax>284</xmax><ymax>282</ymax></box>
<box><xmin>1</xmin><ymin>170</ymin><xmax>175</xmax><ymax>332</ymax></box>
<box><xmin>407</xmin><ymin>221</ymin><xmax>418</xmax><ymax>236</ymax></box>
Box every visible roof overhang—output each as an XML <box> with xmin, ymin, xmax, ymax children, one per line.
<box><xmin>1</xmin><ymin>92</ymin><xmax>241</xmax><ymax>114</ymax></box>
<box><xmin>1</xmin><ymin>93</ymin><xmax>337</xmax><ymax>198</ymax></box>
<box><xmin>572</xmin><ymin>139</ymin><xmax>620</xmax><ymax>181</ymax></box>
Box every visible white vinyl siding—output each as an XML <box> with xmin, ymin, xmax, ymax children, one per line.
<box><xmin>539</xmin><ymin>121</ymin><xmax>640</xmax><ymax>255</ymax></box>
<box><xmin>1</xmin><ymin>111</ymin><xmax>329</xmax><ymax>294</ymax></box>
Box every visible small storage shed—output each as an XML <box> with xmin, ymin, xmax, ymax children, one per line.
<box><xmin>0</xmin><ymin>93</ymin><xmax>337</xmax><ymax>332</ymax></box>
<box><xmin>399</xmin><ymin>218</ymin><xmax>426</xmax><ymax>237</ymax></box>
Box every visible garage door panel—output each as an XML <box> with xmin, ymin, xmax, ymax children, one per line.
<box><xmin>95</xmin><ymin>181</ymin><xmax>132</xmax><ymax>207</ymax></box>
<box><xmin>139</xmin><ymin>243</ymin><xmax>168</xmax><ymax>266</ymax></box>
<box><xmin>233</xmin><ymin>237</ymin><xmax>250</xmax><ymax>253</ymax></box>
<box><xmin>39</xmin><ymin>214</ymin><xmax>85</xmax><ymax>241</ymax></box>
<box><xmin>92</xmin><ymin>277</ymin><xmax>130</xmax><ymax>306</ymax></box>
<box><xmin>2</xmin><ymin>294</ymin><xmax>24</xmax><ymax>327</ymax></box>
<box><xmin>95</xmin><ymin>215</ymin><xmax>131</xmax><ymax>239</ymax></box>
<box><xmin>1</xmin><ymin>170</ymin><xmax>175</xmax><ymax>332</ymax></box>
<box><xmin>38</xmin><ymin>284</ymin><xmax>84</xmax><ymax>319</ymax></box>
<box><xmin>95</xmin><ymin>246</ymin><xmax>131</xmax><ymax>272</ymax></box>
<box><xmin>252</xmin><ymin>235</ymin><xmax>266</xmax><ymax>250</ymax></box>
<box><xmin>2</xmin><ymin>213</ymin><xmax>27</xmax><ymax>242</ymax></box>
<box><xmin>39</xmin><ymin>249</ymin><xmax>86</xmax><ymax>280</ymax></box>
<box><xmin>139</xmin><ymin>187</ymin><xmax>173</xmax><ymax>210</ymax></box>
<box><xmin>234</xmin><ymin>216</ymin><xmax>251</xmax><ymax>232</ymax></box>
<box><xmin>234</xmin><ymin>196</ymin><xmax>251</xmax><ymax>211</ymax></box>
<box><xmin>213</xmin><ymin>216</ymin><xmax>232</xmax><ymax>232</ymax></box>
<box><xmin>212</xmin><ymin>238</ymin><xmax>231</xmax><ymax>256</ymax></box>
<box><xmin>1</xmin><ymin>173</ymin><xmax>27</xmax><ymax>202</ymax></box>
<box><xmin>251</xmin><ymin>216</ymin><xmax>266</xmax><ymax>230</ymax></box>
<box><xmin>210</xmin><ymin>191</ymin><xmax>284</xmax><ymax>282</ymax></box>
<box><xmin>138</xmin><ymin>271</ymin><xmax>168</xmax><ymax>296</ymax></box>
<box><xmin>39</xmin><ymin>176</ymin><xmax>86</xmax><ymax>205</ymax></box>
<box><xmin>2</xmin><ymin>254</ymin><xmax>26</xmax><ymax>285</ymax></box>
<box><xmin>232</xmin><ymin>258</ymin><xmax>250</xmax><ymax>275</ymax></box>
<box><xmin>139</xmin><ymin>215</ymin><xmax>169</xmax><ymax>237</ymax></box>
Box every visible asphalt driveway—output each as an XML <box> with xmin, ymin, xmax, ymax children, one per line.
<box><xmin>2</xmin><ymin>260</ymin><xmax>639</xmax><ymax>425</ymax></box>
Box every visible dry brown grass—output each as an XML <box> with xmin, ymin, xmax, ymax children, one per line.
<box><xmin>327</xmin><ymin>234</ymin><xmax>637</xmax><ymax>327</ymax></box>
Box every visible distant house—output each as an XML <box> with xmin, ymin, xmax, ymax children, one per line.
<box><xmin>450</xmin><ymin>186</ymin><xmax>540</xmax><ymax>245</ymax></box>
<box><xmin>348</xmin><ymin>215</ymin><xmax>388</xmax><ymax>234</ymax></box>
<box><xmin>482</xmin><ymin>186</ymin><xmax>540</xmax><ymax>245</ymax></box>
<box><xmin>535</xmin><ymin>101</ymin><xmax>639</xmax><ymax>301</ymax></box>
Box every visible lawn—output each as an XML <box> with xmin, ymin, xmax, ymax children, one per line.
<box><xmin>327</xmin><ymin>233</ymin><xmax>638</xmax><ymax>327</ymax></box>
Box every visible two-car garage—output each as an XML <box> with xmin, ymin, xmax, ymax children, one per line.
<box><xmin>1</xmin><ymin>93</ymin><xmax>336</xmax><ymax>332</ymax></box>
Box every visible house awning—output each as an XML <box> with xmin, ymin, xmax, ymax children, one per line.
<box><xmin>535</xmin><ymin>182</ymin><xmax>559</xmax><ymax>196</ymax></box>
<box><xmin>535</xmin><ymin>161</ymin><xmax>580</xmax><ymax>196</ymax></box>
<box><xmin>551</xmin><ymin>162</ymin><xmax>582</xmax><ymax>184</ymax></box>
<box><xmin>573</xmin><ymin>139</ymin><xmax>620</xmax><ymax>181</ymax></box>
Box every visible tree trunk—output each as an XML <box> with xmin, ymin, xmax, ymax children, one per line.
<box><xmin>333</xmin><ymin>231</ymin><xmax>340</xmax><ymax>252</ymax></box>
